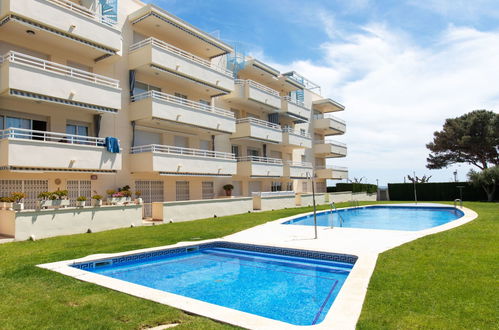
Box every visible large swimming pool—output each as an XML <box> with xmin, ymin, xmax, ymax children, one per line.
<box><xmin>283</xmin><ymin>205</ymin><xmax>464</xmax><ymax>231</ymax></box>
<box><xmin>73</xmin><ymin>242</ymin><xmax>355</xmax><ymax>326</ymax></box>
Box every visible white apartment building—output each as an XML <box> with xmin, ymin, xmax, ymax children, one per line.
<box><xmin>0</xmin><ymin>0</ymin><xmax>347</xmax><ymax>216</ymax></box>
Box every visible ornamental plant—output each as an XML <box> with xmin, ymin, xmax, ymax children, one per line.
<box><xmin>0</xmin><ymin>197</ymin><xmax>14</xmax><ymax>203</ymax></box>
<box><xmin>135</xmin><ymin>191</ymin><xmax>142</xmax><ymax>197</ymax></box>
<box><xmin>76</xmin><ymin>196</ymin><xmax>87</xmax><ymax>202</ymax></box>
<box><xmin>11</xmin><ymin>192</ymin><xmax>27</xmax><ymax>203</ymax></box>
<box><xmin>92</xmin><ymin>195</ymin><xmax>102</xmax><ymax>201</ymax></box>
<box><xmin>106</xmin><ymin>189</ymin><xmax>116</xmax><ymax>197</ymax></box>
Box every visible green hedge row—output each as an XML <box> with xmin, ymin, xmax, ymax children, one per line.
<box><xmin>388</xmin><ymin>182</ymin><xmax>495</xmax><ymax>201</ymax></box>
<box><xmin>328</xmin><ymin>183</ymin><xmax>378</xmax><ymax>194</ymax></box>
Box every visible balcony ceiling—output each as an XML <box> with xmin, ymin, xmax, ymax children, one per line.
<box><xmin>237</xmin><ymin>59</ymin><xmax>299</xmax><ymax>93</ymax></box>
<box><xmin>0</xmin><ymin>16</ymin><xmax>115</xmax><ymax>62</ymax></box>
<box><xmin>313</xmin><ymin>98</ymin><xmax>345</xmax><ymax>113</ymax></box>
<box><xmin>130</xmin><ymin>5</ymin><xmax>233</xmax><ymax>59</ymax></box>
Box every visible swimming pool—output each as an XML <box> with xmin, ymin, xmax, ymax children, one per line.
<box><xmin>283</xmin><ymin>205</ymin><xmax>464</xmax><ymax>231</ymax></box>
<box><xmin>72</xmin><ymin>242</ymin><xmax>356</xmax><ymax>326</ymax></box>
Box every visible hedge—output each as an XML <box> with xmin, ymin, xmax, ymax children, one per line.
<box><xmin>388</xmin><ymin>182</ymin><xmax>496</xmax><ymax>201</ymax></box>
<box><xmin>328</xmin><ymin>183</ymin><xmax>378</xmax><ymax>194</ymax></box>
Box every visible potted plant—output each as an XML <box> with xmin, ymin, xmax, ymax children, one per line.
<box><xmin>135</xmin><ymin>191</ymin><xmax>143</xmax><ymax>204</ymax></box>
<box><xmin>92</xmin><ymin>195</ymin><xmax>103</xmax><ymax>207</ymax></box>
<box><xmin>0</xmin><ymin>196</ymin><xmax>14</xmax><ymax>210</ymax></box>
<box><xmin>223</xmin><ymin>184</ymin><xmax>234</xmax><ymax>197</ymax></box>
<box><xmin>11</xmin><ymin>192</ymin><xmax>27</xmax><ymax>211</ymax></box>
<box><xmin>110</xmin><ymin>191</ymin><xmax>125</xmax><ymax>205</ymax></box>
<box><xmin>76</xmin><ymin>196</ymin><xmax>87</xmax><ymax>207</ymax></box>
<box><xmin>52</xmin><ymin>190</ymin><xmax>70</xmax><ymax>209</ymax></box>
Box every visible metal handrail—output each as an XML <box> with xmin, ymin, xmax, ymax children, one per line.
<box><xmin>283</xmin><ymin>160</ymin><xmax>313</xmax><ymax>168</ymax></box>
<box><xmin>235</xmin><ymin>79</ymin><xmax>280</xmax><ymax>97</ymax></box>
<box><xmin>0</xmin><ymin>51</ymin><xmax>120</xmax><ymax>88</ymax></box>
<box><xmin>454</xmin><ymin>199</ymin><xmax>463</xmax><ymax>209</ymax></box>
<box><xmin>237</xmin><ymin>156</ymin><xmax>283</xmax><ymax>164</ymax></box>
<box><xmin>131</xmin><ymin>91</ymin><xmax>235</xmax><ymax>118</ymax></box>
<box><xmin>131</xmin><ymin>144</ymin><xmax>236</xmax><ymax>160</ymax></box>
<box><xmin>252</xmin><ymin>191</ymin><xmax>295</xmax><ymax>197</ymax></box>
<box><xmin>236</xmin><ymin>117</ymin><xmax>281</xmax><ymax>130</ymax></box>
<box><xmin>129</xmin><ymin>37</ymin><xmax>233</xmax><ymax>77</ymax></box>
<box><xmin>314</xmin><ymin>139</ymin><xmax>347</xmax><ymax>147</ymax></box>
<box><xmin>282</xmin><ymin>95</ymin><xmax>306</xmax><ymax>107</ymax></box>
<box><xmin>282</xmin><ymin>127</ymin><xmax>311</xmax><ymax>138</ymax></box>
<box><xmin>313</xmin><ymin>113</ymin><xmax>346</xmax><ymax>124</ymax></box>
<box><xmin>0</xmin><ymin>128</ymin><xmax>107</xmax><ymax>146</ymax></box>
<box><xmin>315</xmin><ymin>165</ymin><xmax>348</xmax><ymax>171</ymax></box>
<box><xmin>47</xmin><ymin>0</ymin><xmax>117</xmax><ymax>27</ymax></box>
<box><xmin>330</xmin><ymin>202</ymin><xmax>345</xmax><ymax>227</ymax></box>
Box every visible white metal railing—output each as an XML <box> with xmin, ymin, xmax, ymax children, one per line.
<box><xmin>0</xmin><ymin>128</ymin><xmax>107</xmax><ymax>146</ymax></box>
<box><xmin>315</xmin><ymin>165</ymin><xmax>348</xmax><ymax>171</ymax></box>
<box><xmin>235</xmin><ymin>79</ymin><xmax>280</xmax><ymax>97</ymax></box>
<box><xmin>0</xmin><ymin>51</ymin><xmax>120</xmax><ymax>88</ymax></box>
<box><xmin>313</xmin><ymin>113</ymin><xmax>346</xmax><ymax>124</ymax></box>
<box><xmin>283</xmin><ymin>160</ymin><xmax>313</xmax><ymax>168</ymax></box>
<box><xmin>236</xmin><ymin>117</ymin><xmax>281</xmax><ymax>130</ymax></box>
<box><xmin>237</xmin><ymin>156</ymin><xmax>283</xmax><ymax>164</ymax></box>
<box><xmin>131</xmin><ymin>91</ymin><xmax>235</xmax><ymax>118</ymax></box>
<box><xmin>282</xmin><ymin>95</ymin><xmax>306</xmax><ymax>108</ymax></box>
<box><xmin>47</xmin><ymin>0</ymin><xmax>116</xmax><ymax>27</ymax></box>
<box><xmin>129</xmin><ymin>37</ymin><xmax>233</xmax><ymax>77</ymax></box>
<box><xmin>282</xmin><ymin>127</ymin><xmax>311</xmax><ymax>138</ymax></box>
<box><xmin>252</xmin><ymin>191</ymin><xmax>295</xmax><ymax>197</ymax></box>
<box><xmin>314</xmin><ymin>139</ymin><xmax>347</xmax><ymax>147</ymax></box>
<box><xmin>131</xmin><ymin>144</ymin><xmax>236</xmax><ymax>160</ymax></box>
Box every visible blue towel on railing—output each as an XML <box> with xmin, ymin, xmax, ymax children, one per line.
<box><xmin>105</xmin><ymin>137</ymin><xmax>120</xmax><ymax>153</ymax></box>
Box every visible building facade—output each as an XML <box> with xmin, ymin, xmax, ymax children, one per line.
<box><xmin>0</xmin><ymin>0</ymin><xmax>347</xmax><ymax>215</ymax></box>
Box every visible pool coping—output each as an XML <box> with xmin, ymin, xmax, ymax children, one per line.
<box><xmin>38</xmin><ymin>203</ymin><xmax>478</xmax><ymax>330</ymax></box>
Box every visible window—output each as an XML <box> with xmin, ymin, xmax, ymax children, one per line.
<box><xmin>67</xmin><ymin>180</ymin><xmax>91</xmax><ymax>207</ymax></box>
<box><xmin>175</xmin><ymin>93</ymin><xmax>188</xmax><ymax>104</ymax></box>
<box><xmin>271</xmin><ymin>181</ymin><xmax>282</xmax><ymax>192</ymax></box>
<box><xmin>247</xmin><ymin>147</ymin><xmax>260</xmax><ymax>157</ymax></box>
<box><xmin>230</xmin><ymin>108</ymin><xmax>241</xmax><ymax>119</ymax></box>
<box><xmin>270</xmin><ymin>151</ymin><xmax>282</xmax><ymax>159</ymax></box>
<box><xmin>67</xmin><ymin>61</ymin><xmax>92</xmax><ymax>73</ymax></box>
<box><xmin>200</xmin><ymin>140</ymin><xmax>210</xmax><ymax>151</ymax></box>
<box><xmin>300</xmin><ymin>128</ymin><xmax>307</xmax><ymax>136</ymax></box>
<box><xmin>302</xmin><ymin>181</ymin><xmax>308</xmax><ymax>192</ymax></box>
<box><xmin>301</xmin><ymin>155</ymin><xmax>307</xmax><ymax>163</ymax></box>
<box><xmin>231</xmin><ymin>145</ymin><xmax>240</xmax><ymax>157</ymax></box>
<box><xmin>286</xmin><ymin>182</ymin><xmax>293</xmax><ymax>191</ymax></box>
<box><xmin>176</xmin><ymin>181</ymin><xmax>189</xmax><ymax>201</ymax></box>
<box><xmin>66</xmin><ymin>123</ymin><xmax>89</xmax><ymax>144</ymax></box>
<box><xmin>174</xmin><ymin>136</ymin><xmax>188</xmax><ymax>148</ymax></box>
<box><xmin>202</xmin><ymin>181</ymin><xmax>214</xmax><ymax>199</ymax></box>
<box><xmin>316</xmin><ymin>181</ymin><xmax>327</xmax><ymax>193</ymax></box>
<box><xmin>133</xmin><ymin>81</ymin><xmax>161</xmax><ymax>97</ymax></box>
<box><xmin>199</xmin><ymin>99</ymin><xmax>210</xmax><ymax>106</ymax></box>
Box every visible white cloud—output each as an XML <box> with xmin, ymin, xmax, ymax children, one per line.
<box><xmin>264</xmin><ymin>24</ymin><xmax>499</xmax><ymax>184</ymax></box>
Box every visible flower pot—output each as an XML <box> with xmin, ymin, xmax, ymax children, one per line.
<box><xmin>0</xmin><ymin>202</ymin><xmax>13</xmax><ymax>210</ymax></box>
<box><xmin>13</xmin><ymin>202</ymin><xmax>24</xmax><ymax>211</ymax></box>
<box><xmin>92</xmin><ymin>199</ymin><xmax>102</xmax><ymax>207</ymax></box>
<box><xmin>224</xmin><ymin>189</ymin><xmax>232</xmax><ymax>197</ymax></box>
<box><xmin>76</xmin><ymin>201</ymin><xmax>86</xmax><ymax>207</ymax></box>
<box><xmin>135</xmin><ymin>198</ymin><xmax>143</xmax><ymax>205</ymax></box>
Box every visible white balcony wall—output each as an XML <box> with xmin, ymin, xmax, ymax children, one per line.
<box><xmin>314</xmin><ymin>117</ymin><xmax>347</xmax><ymax>135</ymax></box>
<box><xmin>129</xmin><ymin>39</ymin><xmax>234</xmax><ymax>92</ymax></box>
<box><xmin>130</xmin><ymin>92</ymin><xmax>236</xmax><ymax>133</ymax></box>
<box><xmin>0</xmin><ymin>52</ymin><xmax>121</xmax><ymax>110</ymax></box>
<box><xmin>316</xmin><ymin>167</ymin><xmax>348</xmax><ymax>180</ymax></box>
<box><xmin>232</xmin><ymin>118</ymin><xmax>282</xmax><ymax>143</ymax></box>
<box><xmin>2</xmin><ymin>0</ymin><xmax>121</xmax><ymax>51</ymax></box>
<box><xmin>283</xmin><ymin>163</ymin><xmax>313</xmax><ymax>178</ymax></box>
<box><xmin>237</xmin><ymin>158</ymin><xmax>284</xmax><ymax>177</ymax></box>
<box><xmin>281</xmin><ymin>98</ymin><xmax>311</xmax><ymax>119</ymax></box>
<box><xmin>232</xmin><ymin>80</ymin><xmax>281</xmax><ymax>109</ymax></box>
<box><xmin>282</xmin><ymin>131</ymin><xmax>312</xmax><ymax>148</ymax></box>
<box><xmin>315</xmin><ymin>142</ymin><xmax>347</xmax><ymax>157</ymax></box>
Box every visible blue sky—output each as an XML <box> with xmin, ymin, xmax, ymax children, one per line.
<box><xmin>148</xmin><ymin>0</ymin><xmax>499</xmax><ymax>186</ymax></box>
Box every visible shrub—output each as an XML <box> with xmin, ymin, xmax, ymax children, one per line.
<box><xmin>223</xmin><ymin>184</ymin><xmax>234</xmax><ymax>191</ymax></box>
<box><xmin>11</xmin><ymin>192</ymin><xmax>27</xmax><ymax>203</ymax></box>
<box><xmin>135</xmin><ymin>191</ymin><xmax>142</xmax><ymax>197</ymax></box>
<box><xmin>106</xmin><ymin>189</ymin><xmax>116</xmax><ymax>196</ymax></box>
<box><xmin>76</xmin><ymin>196</ymin><xmax>87</xmax><ymax>202</ymax></box>
<box><xmin>0</xmin><ymin>197</ymin><xmax>14</xmax><ymax>203</ymax></box>
<box><xmin>92</xmin><ymin>195</ymin><xmax>102</xmax><ymax>201</ymax></box>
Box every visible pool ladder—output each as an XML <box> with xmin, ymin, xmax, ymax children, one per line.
<box><xmin>329</xmin><ymin>202</ymin><xmax>345</xmax><ymax>228</ymax></box>
<box><xmin>454</xmin><ymin>199</ymin><xmax>463</xmax><ymax>209</ymax></box>
<box><xmin>352</xmin><ymin>200</ymin><xmax>360</xmax><ymax>208</ymax></box>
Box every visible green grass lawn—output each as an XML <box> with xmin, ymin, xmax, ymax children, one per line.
<box><xmin>0</xmin><ymin>201</ymin><xmax>496</xmax><ymax>329</ymax></box>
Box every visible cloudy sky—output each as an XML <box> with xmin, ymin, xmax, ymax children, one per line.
<box><xmin>149</xmin><ymin>0</ymin><xmax>499</xmax><ymax>186</ymax></box>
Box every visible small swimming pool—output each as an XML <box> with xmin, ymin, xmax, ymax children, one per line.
<box><xmin>72</xmin><ymin>242</ymin><xmax>356</xmax><ymax>326</ymax></box>
<box><xmin>283</xmin><ymin>205</ymin><xmax>464</xmax><ymax>231</ymax></box>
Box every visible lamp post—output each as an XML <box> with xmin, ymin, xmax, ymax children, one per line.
<box><xmin>413</xmin><ymin>171</ymin><xmax>418</xmax><ymax>205</ymax></box>
<box><xmin>307</xmin><ymin>171</ymin><xmax>318</xmax><ymax>239</ymax></box>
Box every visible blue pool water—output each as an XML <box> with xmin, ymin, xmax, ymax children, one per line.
<box><xmin>283</xmin><ymin>205</ymin><xmax>464</xmax><ymax>231</ymax></box>
<box><xmin>84</xmin><ymin>245</ymin><xmax>353</xmax><ymax>325</ymax></box>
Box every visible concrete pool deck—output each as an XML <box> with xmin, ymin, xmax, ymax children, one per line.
<box><xmin>38</xmin><ymin>203</ymin><xmax>478</xmax><ymax>330</ymax></box>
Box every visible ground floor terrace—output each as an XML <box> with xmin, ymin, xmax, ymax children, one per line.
<box><xmin>0</xmin><ymin>201</ymin><xmax>496</xmax><ymax>329</ymax></box>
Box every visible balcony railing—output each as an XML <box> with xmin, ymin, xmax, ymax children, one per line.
<box><xmin>0</xmin><ymin>51</ymin><xmax>120</xmax><ymax>88</ymax></box>
<box><xmin>235</xmin><ymin>79</ymin><xmax>280</xmax><ymax>97</ymax></box>
<box><xmin>129</xmin><ymin>37</ymin><xmax>233</xmax><ymax>77</ymax></box>
<box><xmin>282</xmin><ymin>95</ymin><xmax>305</xmax><ymax>107</ymax></box>
<box><xmin>314</xmin><ymin>139</ymin><xmax>347</xmax><ymax>147</ymax></box>
<box><xmin>252</xmin><ymin>191</ymin><xmax>295</xmax><ymax>197</ymax></box>
<box><xmin>0</xmin><ymin>128</ymin><xmax>107</xmax><ymax>146</ymax></box>
<box><xmin>313</xmin><ymin>113</ymin><xmax>346</xmax><ymax>124</ymax></box>
<box><xmin>131</xmin><ymin>144</ymin><xmax>236</xmax><ymax>160</ymax></box>
<box><xmin>237</xmin><ymin>156</ymin><xmax>283</xmax><ymax>164</ymax></box>
<box><xmin>315</xmin><ymin>165</ymin><xmax>348</xmax><ymax>171</ymax></box>
<box><xmin>283</xmin><ymin>160</ymin><xmax>313</xmax><ymax>167</ymax></box>
<box><xmin>131</xmin><ymin>91</ymin><xmax>235</xmax><ymax>118</ymax></box>
<box><xmin>236</xmin><ymin>117</ymin><xmax>281</xmax><ymax>130</ymax></box>
<box><xmin>282</xmin><ymin>127</ymin><xmax>311</xmax><ymax>138</ymax></box>
<box><xmin>47</xmin><ymin>0</ymin><xmax>116</xmax><ymax>27</ymax></box>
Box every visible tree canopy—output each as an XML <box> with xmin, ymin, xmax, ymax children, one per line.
<box><xmin>426</xmin><ymin>110</ymin><xmax>499</xmax><ymax>170</ymax></box>
<box><xmin>468</xmin><ymin>166</ymin><xmax>498</xmax><ymax>202</ymax></box>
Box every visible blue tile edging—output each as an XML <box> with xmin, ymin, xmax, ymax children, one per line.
<box><xmin>71</xmin><ymin>241</ymin><xmax>358</xmax><ymax>270</ymax></box>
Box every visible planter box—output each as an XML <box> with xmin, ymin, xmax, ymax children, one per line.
<box><xmin>107</xmin><ymin>197</ymin><xmax>132</xmax><ymax>205</ymax></box>
<box><xmin>92</xmin><ymin>200</ymin><xmax>103</xmax><ymax>207</ymax></box>
<box><xmin>13</xmin><ymin>202</ymin><xmax>24</xmax><ymax>211</ymax></box>
<box><xmin>76</xmin><ymin>201</ymin><xmax>87</xmax><ymax>207</ymax></box>
<box><xmin>37</xmin><ymin>200</ymin><xmax>70</xmax><ymax>209</ymax></box>
<box><xmin>0</xmin><ymin>202</ymin><xmax>13</xmax><ymax>210</ymax></box>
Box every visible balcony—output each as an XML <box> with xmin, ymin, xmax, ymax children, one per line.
<box><xmin>314</xmin><ymin>140</ymin><xmax>347</xmax><ymax>158</ymax></box>
<box><xmin>237</xmin><ymin>156</ymin><xmax>283</xmax><ymax>178</ymax></box>
<box><xmin>232</xmin><ymin>118</ymin><xmax>282</xmax><ymax>143</ymax></box>
<box><xmin>313</xmin><ymin>114</ymin><xmax>346</xmax><ymax>135</ymax></box>
<box><xmin>130</xmin><ymin>145</ymin><xmax>236</xmax><ymax>176</ymax></box>
<box><xmin>283</xmin><ymin>161</ymin><xmax>313</xmax><ymax>179</ymax></box>
<box><xmin>225</xmin><ymin>80</ymin><xmax>281</xmax><ymax>111</ymax></box>
<box><xmin>129</xmin><ymin>38</ymin><xmax>234</xmax><ymax>94</ymax></box>
<box><xmin>130</xmin><ymin>91</ymin><xmax>235</xmax><ymax>134</ymax></box>
<box><xmin>315</xmin><ymin>166</ymin><xmax>348</xmax><ymax>180</ymax></box>
<box><xmin>0</xmin><ymin>128</ymin><xmax>121</xmax><ymax>172</ymax></box>
<box><xmin>0</xmin><ymin>0</ymin><xmax>121</xmax><ymax>61</ymax></box>
<box><xmin>282</xmin><ymin>128</ymin><xmax>312</xmax><ymax>148</ymax></box>
<box><xmin>281</xmin><ymin>96</ymin><xmax>311</xmax><ymax>122</ymax></box>
<box><xmin>0</xmin><ymin>51</ymin><xmax>121</xmax><ymax>113</ymax></box>
<box><xmin>313</xmin><ymin>98</ymin><xmax>345</xmax><ymax>113</ymax></box>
